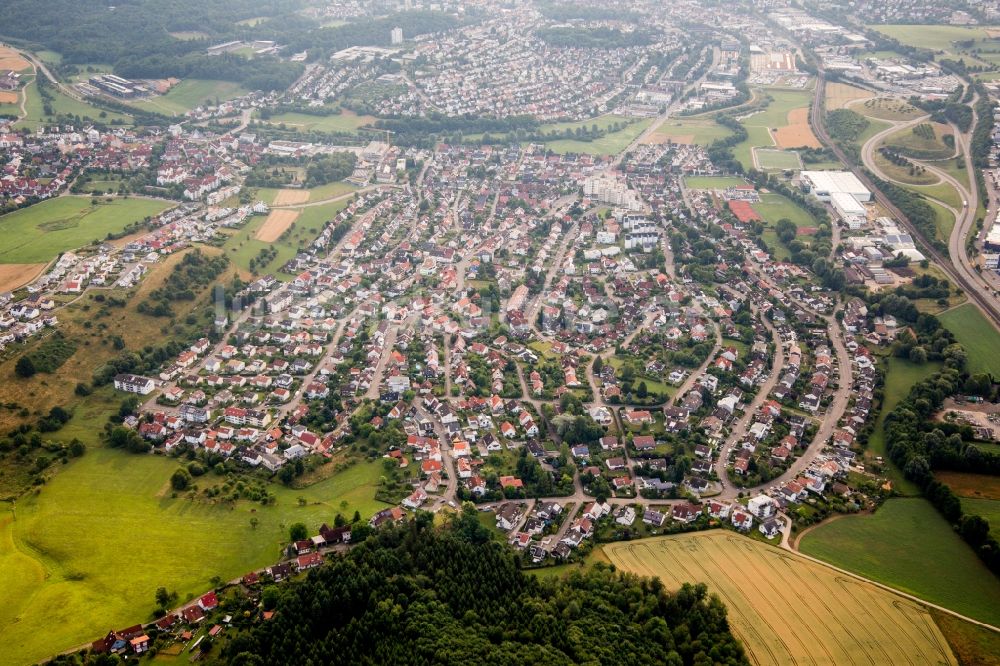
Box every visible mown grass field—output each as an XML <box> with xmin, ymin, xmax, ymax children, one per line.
<box><xmin>752</xmin><ymin>193</ymin><xmax>816</xmax><ymax>230</ymax></box>
<box><xmin>644</xmin><ymin>116</ymin><xmax>734</xmax><ymax>146</ymax></box>
<box><xmin>0</xmin><ymin>448</ymin><xmax>390</xmax><ymax>666</ymax></box>
<box><xmin>683</xmin><ymin>175</ymin><xmax>747</xmax><ymax>189</ymax></box>
<box><xmin>939</xmin><ymin>303</ymin><xmax>1000</xmax><ymax>376</ymax></box>
<box><xmin>868</xmin><ymin>24</ymin><xmax>1000</xmax><ymax>53</ymax></box>
<box><xmin>545</xmin><ymin>118</ymin><xmax>652</xmax><ymax>155</ymax></box>
<box><xmin>755</xmin><ymin>148</ymin><xmax>802</xmax><ymax>170</ymax></box>
<box><xmin>799</xmin><ymin>498</ymin><xmax>1000</xmax><ymax>626</ymax></box>
<box><xmin>866</xmin><ymin>357</ymin><xmax>940</xmax><ymax>494</ymax></box>
<box><xmin>606</xmin><ymin>531</ymin><xmax>958</xmax><ymax>666</ymax></box>
<box><xmin>732</xmin><ymin>88</ymin><xmax>814</xmax><ymax>169</ymax></box>
<box><xmin>912</xmin><ymin>180</ymin><xmax>963</xmax><ymax>209</ymax></box>
<box><xmin>264</xmin><ymin>109</ymin><xmax>375</xmax><ymax>133</ymax></box>
<box><xmin>0</xmin><ymin>196</ymin><xmax>172</xmax><ymax>264</ymax></box>
<box><xmin>960</xmin><ymin>497</ymin><xmax>1000</xmax><ymax>536</ymax></box>
<box><xmin>222</xmin><ymin>199</ymin><xmax>350</xmax><ymax>278</ymax></box>
<box><xmin>132</xmin><ymin>80</ymin><xmax>249</xmax><ymax>116</ymax></box>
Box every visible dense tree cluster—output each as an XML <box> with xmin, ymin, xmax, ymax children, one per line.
<box><xmin>221</xmin><ymin>517</ymin><xmax>748</xmax><ymax>665</ymax></box>
<box><xmin>137</xmin><ymin>250</ymin><xmax>229</xmax><ymax>318</ymax></box>
<box><xmin>883</xmin><ymin>366</ymin><xmax>1000</xmax><ymax>574</ymax></box>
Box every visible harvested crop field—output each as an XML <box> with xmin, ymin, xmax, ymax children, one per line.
<box><xmin>0</xmin><ymin>91</ymin><xmax>18</xmax><ymax>104</ymax></box>
<box><xmin>935</xmin><ymin>470</ymin><xmax>1000</xmax><ymax>500</ymax></box>
<box><xmin>0</xmin><ymin>47</ymin><xmax>31</xmax><ymax>71</ymax></box>
<box><xmin>605</xmin><ymin>532</ymin><xmax>957</xmax><ymax>666</ymax></box>
<box><xmin>825</xmin><ymin>82</ymin><xmax>873</xmax><ymax>110</ymax></box>
<box><xmin>772</xmin><ymin>107</ymin><xmax>821</xmax><ymax>148</ymax></box>
<box><xmin>0</xmin><ymin>263</ymin><xmax>46</xmax><ymax>292</ymax></box>
<box><xmin>255</xmin><ymin>209</ymin><xmax>299</xmax><ymax>242</ymax></box>
<box><xmin>273</xmin><ymin>188</ymin><xmax>310</xmax><ymax>206</ymax></box>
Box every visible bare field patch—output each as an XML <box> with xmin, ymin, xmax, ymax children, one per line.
<box><xmin>273</xmin><ymin>189</ymin><xmax>310</xmax><ymax>206</ymax></box>
<box><xmin>0</xmin><ymin>91</ymin><xmax>18</xmax><ymax>104</ymax></box>
<box><xmin>825</xmin><ymin>82</ymin><xmax>873</xmax><ymax>110</ymax></box>
<box><xmin>772</xmin><ymin>107</ymin><xmax>821</xmax><ymax>148</ymax></box>
<box><xmin>255</xmin><ymin>209</ymin><xmax>299</xmax><ymax>242</ymax></box>
<box><xmin>935</xmin><ymin>470</ymin><xmax>1000</xmax><ymax>500</ymax></box>
<box><xmin>0</xmin><ymin>263</ymin><xmax>46</xmax><ymax>292</ymax></box>
<box><xmin>642</xmin><ymin>132</ymin><xmax>693</xmax><ymax>145</ymax></box>
<box><xmin>605</xmin><ymin>532</ymin><xmax>957</xmax><ymax>666</ymax></box>
<box><xmin>0</xmin><ymin>47</ymin><xmax>31</xmax><ymax>71</ymax></box>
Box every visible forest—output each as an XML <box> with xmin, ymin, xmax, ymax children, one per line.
<box><xmin>219</xmin><ymin>512</ymin><xmax>748</xmax><ymax>665</ymax></box>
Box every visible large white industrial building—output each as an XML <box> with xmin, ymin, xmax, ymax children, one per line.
<box><xmin>800</xmin><ymin>171</ymin><xmax>871</xmax><ymax>229</ymax></box>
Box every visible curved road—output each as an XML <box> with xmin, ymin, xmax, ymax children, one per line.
<box><xmin>813</xmin><ymin>74</ymin><xmax>1000</xmax><ymax>332</ymax></box>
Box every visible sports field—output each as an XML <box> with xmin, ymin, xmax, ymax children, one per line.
<box><xmin>799</xmin><ymin>498</ymin><xmax>1000</xmax><ymax>626</ymax></box>
<box><xmin>0</xmin><ymin>448</ymin><xmax>391</xmax><ymax>665</ymax></box>
<box><xmin>131</xmin><ymin>79</ymin><xmax>249</xmax><ymax>116</ymax></box>
<box><xmin>0</xmin><ymin>196</ymin><xmax>172</xmax><ymax>264</ymax></box>
<box><xmin>754</xmin><ymin>148</ymin><xmax>802</xmax><ymax>170</ymax></box>
<box><xmin>939</xmin><ymin>303</ymin><xmax>1000</xmax><ymax>376</ymax></box>
<box><xmin>606</xmin><ymin>532</ymin><xmax>958</xmax><ymax>665</ymax></box>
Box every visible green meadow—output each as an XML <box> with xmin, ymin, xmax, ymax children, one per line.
<box><xmin>132</xmin><ymin>80</ymin><xmax>249</xmax><ymax>116</ymax></box>
<box><xmin>223</xmin><ymin>199</ymin><xmax>350</xmax><ymax>277</ymax></box>
<box><xmin>0</xmin><ymin>448</ymin><xmax>390</xmax><ymax>665</ymax></box>
<box><xmin>0</xmin><ymin>196</ymin><xmax>172</xmax><ymax>264</ymax></box>
<box><xmin>799</xmin><ymin>497</ymin><xmax>1000</xmax><ymax>626</ymax></box>
<box><xmin>866</xmin><ymin>357</ymin><xmax>941</xmax><ymax>494</ymax></box>
<box><xmin>939</xmin><ymin>303</ymin><xmax>1000</xmax><ymax>377</ymax></box>
<box><xmin>545</xmin><ymin>118</ymin><xmax>653</xmax><ymax>155</ymax></box>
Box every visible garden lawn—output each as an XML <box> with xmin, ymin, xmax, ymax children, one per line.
<box><xmin>799</xmin><ymin>497</ymin><xmax>1000</xmax><ymax>626</ymax></box>
<box><xmin>0</xmin><ymin>196</ymin><xmax>172</xmax><ymax>264</ymax></box>
<box><xmin>939</xmin><ymin>303</ymin><xmax>1000</xmax><ymax>376</ymax></box>
<box><xmin>132</xmin><ymin>80</ymin><xmax>249</xmax><ymax>116</ymax></box>
<box><xmin>0</xmin><ymin>447</ymin><xmax>390</xmax><ymax>666</ymax></box>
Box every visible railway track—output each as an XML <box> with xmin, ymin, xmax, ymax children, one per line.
<box><xmin>810</xmin><ymin>73</ymin><xmax>1000</xmax><ymax>331</ymax></box>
